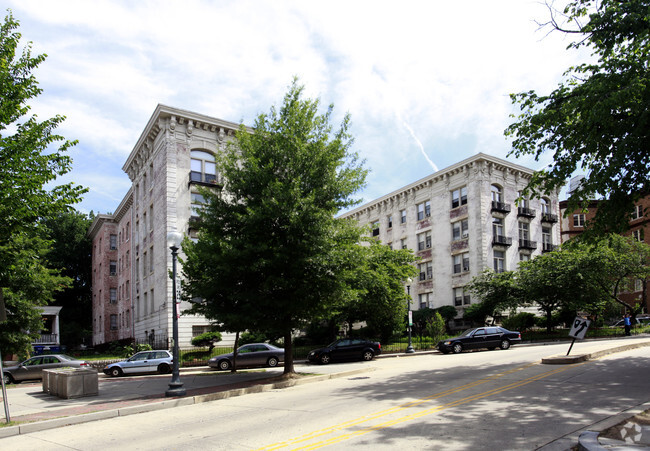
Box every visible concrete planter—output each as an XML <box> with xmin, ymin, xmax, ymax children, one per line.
<box><xmin>42</xmin><ymin>368</ymin><xmax>98</xmax><ymax>399</ymax></box>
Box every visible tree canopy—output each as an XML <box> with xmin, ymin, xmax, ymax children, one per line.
<box><xmin>182</xmin><ymin>79</ymin><xmax>368</xmax><ymax>375</ymax></box>
<box><xmin>0</xmin><ymin>12</ymin><xmax>85</xmax><ymax>355</ymax></box>
<box><xmin>506</xmin><ymin>0</ymin><xmax>650</xmax><ymax>236</ymax></box>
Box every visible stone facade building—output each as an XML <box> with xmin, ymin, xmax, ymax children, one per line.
<box><xmin>89</xmin><ymin>105</ymin><xmax>241</xmax><ymax>347</ymax></box>
<box><xmin>340</xmin><ymin>153</ymin><xmax>561</xmax><ymax>328</ymax></box>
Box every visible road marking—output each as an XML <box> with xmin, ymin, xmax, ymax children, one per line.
<box><xmin>256</xmin><ymin>361</ymin><xmax>540</xmax><ymax>450</ymax></box>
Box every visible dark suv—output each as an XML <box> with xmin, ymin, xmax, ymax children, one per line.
<box><xmin>308</xmin><ymin>338</ymin><xmax>381</xmax><ymax>364</ymax></box>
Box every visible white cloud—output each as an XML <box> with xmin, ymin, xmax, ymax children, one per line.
<box><xmin>5</xmin><ymin>0</ymin><xmax>585</xmax><ymax>213</ymax></box>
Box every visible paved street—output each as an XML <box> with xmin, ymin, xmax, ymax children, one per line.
<box><xmin>1</xmin><ymin>339</ymin><xmax>649</xmax><ymax>450</ymax></box>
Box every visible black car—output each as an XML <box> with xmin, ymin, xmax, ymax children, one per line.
<box><xmin>208</xmin><ymin>343</ymin><xmax>285</xmax><ymax>370</ymax></box>
<box><xmin>438</xmin><ymin>326</ymin><xmax>521</xmax><ymax>354</ymax></box>
<box><xmin>308</xmin><ymin>338</ymin><xmax>381</xmax><ymax>364</ymax></box>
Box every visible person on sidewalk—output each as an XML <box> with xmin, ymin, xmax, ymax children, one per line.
<box><xmin>623</xmin><ymin>314</ymin><xmax>632</xmax><ymax>336</ymax></box>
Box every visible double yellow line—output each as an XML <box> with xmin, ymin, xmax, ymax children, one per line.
<box><xmin>257</xmin><ymin>360</ymin><xmax>585</xmax><ymax>450</ymax></box>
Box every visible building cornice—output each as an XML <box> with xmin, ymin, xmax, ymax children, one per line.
<box><xmin>122</xmin><ymin>104</ymin><xmax>250</xmax><ymax>181</ymax></box>
<box><xmin>341</xmin><ymin>153</ymin><xmax>535</xmax><ymax>218</ymax></box>
<box><xmin>87</xmin><ymin>213</ymin><xmax>115</xmax><ymax>239</ymax></box>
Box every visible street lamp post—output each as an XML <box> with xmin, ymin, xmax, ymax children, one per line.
<box><xmin>166</xmin><ymin>231</ymin><xmax>186</xmax><ymax>397</ymax></box>
<box><xmin>406</xmin><ymin>278</ymin><xmax>414</xmax><ymax>354</ymax></box>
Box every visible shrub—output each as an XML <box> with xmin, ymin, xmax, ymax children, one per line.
<box><xmin>502</xmin><ymin>312</ymin><xmax>537</xmax><ymax>332</ymax></box>
<box><xmin>425</xmin><ymin>312</ymin><xmax>446</xmax><ymax>342</ymax></box>
<box><xmin>190</xmin><ymin>331</ymin><xmax>222</xmax><ymax>351</ymax></box>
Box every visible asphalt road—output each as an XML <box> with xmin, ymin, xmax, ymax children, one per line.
<box><xmin>2</xmin><ymin>340</ymin><xmax>649</xmax><ymax>450</ymax></box>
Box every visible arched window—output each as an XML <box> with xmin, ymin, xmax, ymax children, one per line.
<box><xmin>491</xmin><ymin>184</ymin><xmax>503</xmax><ymax>203</ymax></box>
<box><xmin>190</xmin><ymin>150</ymin><xmax>217</xmax><ymax>183</ymax></box>
<box><xmin>540</xmin><ymin>198</ymin><xmax>550</xmax><ymax>214</ymax></box>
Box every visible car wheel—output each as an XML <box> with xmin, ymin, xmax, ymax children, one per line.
<box><xmin>157</xmin><ymin>363</ymin><xmax>171</xmax><ymax>374</ymax></box>
<box><xmin>362</xmin><ymin>350</ymin><xmax>374</xmax><ymax>361</ymax></box>
<box><xmin>109</xmin><ymin>367</ymin><xmax>123</xmax><ymax>377</ymax></box>
<box><xmin>319</xmin><ymin>354</ymin><xmax>331</xmax><ymax>365</ymax></box>
<box><xmin>218</xmin><ymin>359</ymin><xmax>231</xmax><ymax>371</ymax></box>
<box><xmin>267</xmin><ymin>357</ymin><xmax>279</xmax><ymax>367</ymax></box>
<box><xmin>2</xmin><ymin>372</ymin><xmax>15</xmax><ymax>384</ymax></box>
<box><xmin>452</xmin><ymin>343</ymin><xmax>463</xmax><ymax>354</ymax></box>
<box><xmin>500</xmin><ymin>339</ymin><xmax>511</xmax><ymax>350</ymax></box>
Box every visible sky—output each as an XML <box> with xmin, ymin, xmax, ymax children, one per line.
<box><xmin>4</xmin><ymin>0</ymin><xmax>587</xmax><ymax>215</ymax></box>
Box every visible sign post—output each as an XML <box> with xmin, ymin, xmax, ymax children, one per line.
<box><xmin>567</xmin><ymin>316</ymin><xmax>591</xmax><ymax>356</ymax></box>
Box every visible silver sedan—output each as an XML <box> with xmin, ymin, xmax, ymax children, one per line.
<box><xmin>3</xmin><ymin>354</ymin><xmax>91</xmax><ymax>384</ymax></box>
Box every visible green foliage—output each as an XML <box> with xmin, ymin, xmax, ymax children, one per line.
<box><xmin>190</xmin><ymin>331</ymin><xmax>223</xmax><ymax>350</ymax></box>
<box><xmin>43</xmin><ymin>211</ymin><xmax>93</xmax><ymax>347</ymax></box>
<box><xmin>0</xmin><ymin>13</ymin><xmax>86</xmax><ymax>355</ymax></box>
<box><xmin>121</xmin><ymin>343</ymin><xmax>152</xmax><ymax>357</ymax></box>
<box><xmin>237</xmin><ymin>331</ymin><xmax>268</xmax><ymax>346</ymax></box>
<box><xmin>424</xmin><ymin>312</ymin><xmax>446</xmax><ymax>342</ymax></box>
<box><xmin>465</xmin><ymin>270</ymin><xmax>522</xmax><ymax>324</ymax></box>
<box><xmin>501</xmin><ymin>312</ymin><xmax>537</xmax><ymax>332</ymax></box>
<box><xmin>182</xmin><ymin>78</ymin><xmax>367</xmax><ymax>374</ymax></box>
<box><xmin>337</xmin><ymin>239</ymin><xmax>417</xmax><ymax>343</ymax></box>
<box><xmin>506</xmin><ymin>0</ymin><xmax>650</xmax><ymax>236</ymax></box>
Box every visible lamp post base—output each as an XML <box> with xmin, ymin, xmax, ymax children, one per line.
<box><xmin>165</xmin><ymin>382</ymin><xmax>186</xmax><ymax>397</ymax></box>
<box><xmin>405</xmin><ymin>345</ymin><xmax>415</xmax><ymax>354</ymax></box>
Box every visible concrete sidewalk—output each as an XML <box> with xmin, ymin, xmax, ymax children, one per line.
<box><xmin>1</xmin><ymin>336</ymin><xmax>649</xmax><ymax>448</ymax></box>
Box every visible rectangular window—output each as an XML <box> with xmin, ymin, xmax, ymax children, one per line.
<box><xmin>387</xmin><ymin>215</ymin><xmax>393</xmax><ymax>229</ymax></box>
<box><xmin>417</xmin><ymin>231</ymin><xmax>432</xmax><ymax>250</ymax></box>
<box><xmin>110</xmin><ymin>234</ymin><xmax>117</xmax><ymax>250</ymax></box>
<box><xmin>110</xmin><ymin>314</ymin><xmax>117</xmax><ymax>330</ymax></box>
<box><xmin>632</xmin><ymin>229</ymin><xmax>644</xmax><ymax>242</ymax></box>
<box><xmin>400</xmin><ymin>209</ymin><xmax>407</xmax><ymax>224</ymax></box>
<box><xmin>453</xmin><ymin>253</ymin><xmax>470</xmax><ymax>274</ymax></box>
<box><xmin>109</xmin><ymin>261</ymin><xmax>117</xmax><ymax>276</ymax></box>
<box><xmin>149</xmin><ymin>205</ymin><xmax>154</xmax><ymax>231</ymax></box>
<box><xmin>542</xmin><ymin>226</ymin><xmax>552</xmax><ymax>246</ymax></box>
<box><xmin>109</xmin><ymin>288</ymin><xmax>117</xmax><ymax>304</ymax></box>
<box><xmin>493</xmin><ymin>250</ymin><xmax>505</xmax><ymax>273</ymax></box>
<box><xmin>453</xmin><ymin>287</ymin><xmax>469</xmax><ymax>306</ymax></box>
<box><xmin>451</xmin><ymin>187</ymin><xmax>468</xmax><ymax>209</ymax></box>
<box><xmin>417</xmin><ymin>201</ymin><xmax>431</xmax><ymax>220</ymax></box>
<box><xmin>149</xmin><ymin>247</ymin><xmax>154</xmax><ymax>273</ymax></box>
<box><xmin>191</xmin><ymin>192</ymin><xmax>206</xmax><ymax>217</ymax></box>
<box><xmin>418</xmin><ymin>261</ymin><xmax>433</xmax><ymax>281</ymax></box>
<box><xmin>452</xmin><ymin>219</ymin><xmax>469</xmax><ymax>241</ymax></box>
<box><xmin>150</xmin><ymin>289</ymin><xmax>154</xmax><ymax>313</ymax></box>
<box><xmin>401</xmin><ymin>238</ymin><xmax>407</xmax><ymax>250</ymax></box>
<box><xmin>142</xmin><ymin>252</ymin><xmax>147</xmax><ymax>275</ymax></box>
<box><xmin>372</xmin><ymin>221</ymin><xmax>380</xmax><ymax>237</ymax></box>
<box><xmin>631</xmin><ymin>205</ymin><xmax>643</xmax><ymax>220</ymax></box>
<box><xmin>518</xmin><ymin>221</ymin><xmax>530</xmax><ymax>241</ymax></box>
<box><xmin>418</xmin><ymin>293</ymin><xmax>431</xmax><ymax>309</ymax></box>
<box><xmin>135</xmin><ymin>257</ymin><xmax>140</xmax><ymax>278</ymax></box>
<box><xmin>573</xmin><ymin>214</ymin><xmax>585</xmax><ymax>227</ymax></box>
<box><xmin>519</xmin><ymin>253</ymin><xmax>531</xmax><ymax>262</ymax></box>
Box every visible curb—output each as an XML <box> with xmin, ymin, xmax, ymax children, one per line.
<box><xmin>541</xmin><ymin>340</ymin><xmax>650</xmax><ymax>365</ymax></box>
<box><xmin>0</xmin><ymin>367</ymin><xmax>376</xmax><ymax>438</ymax></box>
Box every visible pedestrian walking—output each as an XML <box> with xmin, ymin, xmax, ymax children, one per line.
<box><xmin>623</xmin><ymin>314</ymin><xmax>632</xmax><ymax>336</ymax></box>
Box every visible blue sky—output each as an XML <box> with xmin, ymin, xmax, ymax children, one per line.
<box><xmin>4</xmin><ymin>0</ymin><xmax>587</xmax><ymax>214</ymax></box>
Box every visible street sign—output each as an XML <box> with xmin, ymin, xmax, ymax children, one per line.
<box><xmin>569</xmin><ymin>317</ymin><xmax>591</xmax><ymax>340</ymax></box>
<box><xmin>408</xmin><ymin>310</ymin><xmax>413</xmax><ymax>327</ymax></box>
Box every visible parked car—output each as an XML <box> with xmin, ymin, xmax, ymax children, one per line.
<box><xmin>438</xmin><ymin>327</ymin><xmax>521</xmax><ymax>354</ymax></box>
<box><xmin>3</xmin><ymin>354</ymin><xmax>91</xmax><ymax>384</ymax></box>
<box><xmin>610</xmin><ymin>316</ymin><xmax>650</xmax><ymax>327</ymax></box>
<box><xmin>103</xmin><ymin>350</ymin><xmax>173</xmax><ymax>377</ymax></box>
<box><xmin>209</xmin><ymin>343</ymin><xmax>285</xmax><ymax>370</ymax></box>
<box><xmin>308</xmin><ymin>338</ymin><xmax>381</xmax><ymax>364</ymax></box>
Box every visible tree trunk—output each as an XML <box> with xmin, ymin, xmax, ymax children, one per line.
<box><xmin>231</xmin><ymin>331</ymin><xmax>239</xmax><ymax>373</ymax></box>
<box><xmin>283</xmin><ymin>329</ymin><xmax>294</xmax><ymax>375</ymax></box>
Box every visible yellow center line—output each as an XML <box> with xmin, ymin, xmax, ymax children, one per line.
<box><xmin>294</xmin><ymin>362</ymin><xmax>586</xmax><ymax>450</ymax></box>
<box><xmin>256</xmin><ymin>362</ymin><xmax>537</xmax><ymax>451</ymax></box>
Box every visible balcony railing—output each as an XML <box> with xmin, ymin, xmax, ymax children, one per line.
<box><xmin>517</xmin><ymin>207</ymin><xmax>536</xmax><ymax>218</ymax></box>
<box><xmin>518</xmin><ymin>239</ymin><xmax>537</xmax><ymax>250</ymax></box>
<box><xmin>33</xmin><ymin>334</ymin><xmax>58</xmax><ymax>344</ymax></box>
<box><xmin>542</xmin><ymin>243</ymin><xmax>557</xmax><ymax>253</ymax></box>
<box><xmin>491</xmin><ymin>201</ymin><xmax>511</xmax><ymax>214</ymax></box>
<box><xmin>492</xmin><ymin>235</ymin><xmax>512</xmax><ymax>246</ymax></box>
<box><xmin>541</xmin><ymin>213</ymin><xmax>558</xmax><ymax>223</ymax></box>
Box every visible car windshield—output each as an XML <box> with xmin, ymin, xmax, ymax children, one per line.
<box><xmin>458</xmin><ymin>329</ymin><xmax>475</xmax><ymax>337</ymax></box>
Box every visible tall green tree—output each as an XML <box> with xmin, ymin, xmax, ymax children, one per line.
<box><xmin>506</xmin><ymin>0</ymin><xmax>650</xmax><ymax>236</ymax></box>
<box><xmin>182</xmin><ymin>79</ymin><xmax>367</xmax><ymax>376</ymax></box>
<box><xmin>0</xmin><ymin>12</ymin><xmax>85</xmax><ymax>355</ymax></box>
<box><xmin>465</xmin><ymin>270</ymin><xmax>523</xmax><ymax>325</ymax></box>
<box><xmin>339</xmin><ymin>240</ymin><xmax>417</xmax><ymax>343</ymax></box>
<box><xmin>43</xmin><ymin>211</ymin><xmax>93</xmax><ymax>347</ymax></box>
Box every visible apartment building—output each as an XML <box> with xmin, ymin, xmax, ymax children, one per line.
<box><xmin>560</xmin><ymin>196</ymin><xmax>649</xmax><ymax>313</ymax></box>
<box><xmin>340</xmin><ymin>153</ymin><xmax>561</xmax><ymax>327</ymax></box>
<box><xmin>89</xmin><ymin>105</ymin><xmax>241</xmax><ymax>347</ymax></box>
